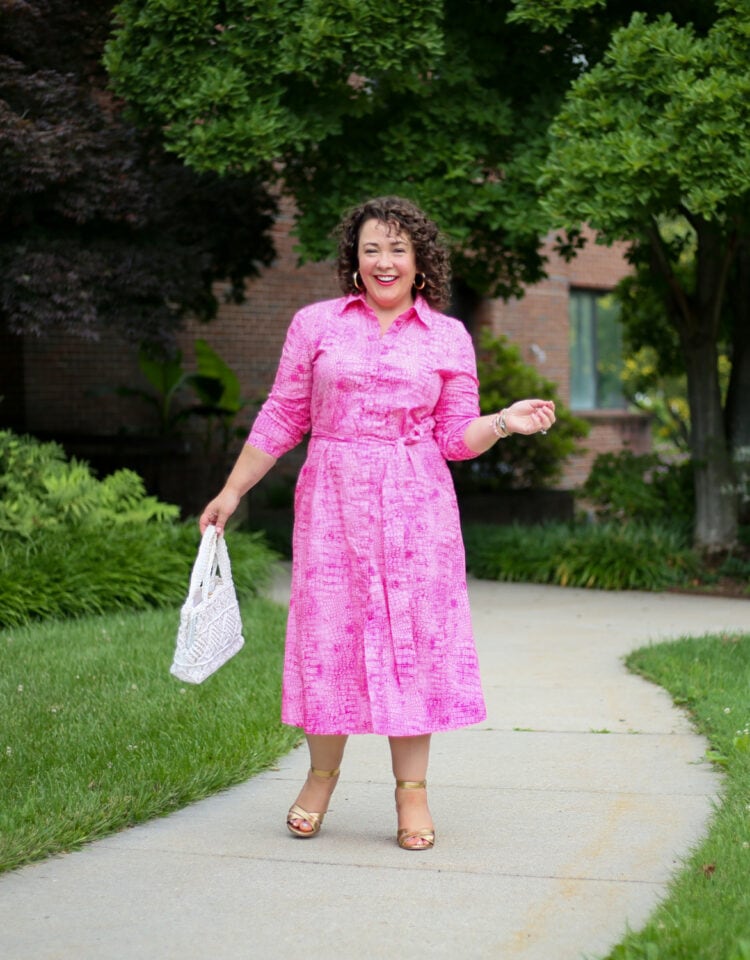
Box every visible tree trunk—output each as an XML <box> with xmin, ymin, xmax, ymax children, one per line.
<box><xmin>650</xmin><ymin>219</ymin><xmax>739</xmax><ymax>551</ymax></box>
<box><xmin>684</xmin><ymin>339</ymin><xmax>738</xmax><ymax>550</ymax></box>
<box><xmin>686</xmin><ymin>218</ymin><xmax>738</xmax><ymax>551</ymax></box>
<box><xmin>725</xmin><ymin>237</ymin><xmax>750</xmax><ymax>522</ymax></box>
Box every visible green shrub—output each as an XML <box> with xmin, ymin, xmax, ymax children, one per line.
<box><xmin>0</xmin><ymin>430</ymin><xmax>178</xmax><ymax>537</ymax></box>
<box><xmin>718</xmin><ymin>553</ymin><xmax>750</xmax><ymax>583</ymax></box>
<box><xmin>0</xmin><ymin>524</ymin><xmax>275</xmax><ymax>628</ymax></box>
<box><xmin>581</xmin><ymin>450</ymin><xmax>694</xmax><ymax>528</ymax></box>
<box><xmin>464</xmin><ymin>521</ymin><xmax>699</xmax><ymax>591</ymax></box>
<box><xmin>450</xmin><ymin>331</ymin><xmax>590</xmax><ymax>492</ymax></box>
<box><xmin>553</xmin><ymin>523</ymin><xmax>698</xmax><ymax>590</ymax></box>
<box><xmin>463</xmin><ymin>523</ymin><xmax>569</xmax><ymax>583</ymax></box>
<box><xmin>0</xmin><ymin>429</ymin><xmax>277</xmax><ymax>627</ymax></box>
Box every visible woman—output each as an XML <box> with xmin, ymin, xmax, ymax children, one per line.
<box><xmin>200</xmin><ymin>196</ymin><xmax>555</xmax><ymax>850</ymax></box>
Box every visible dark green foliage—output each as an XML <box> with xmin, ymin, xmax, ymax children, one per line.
<box><xmin>105</xmin><ymin>0</ymin><xmax>588</xmax><ymax>298</ymax></box>
<box><xmin>717</xmin><ymin>552</ymin><xmax>750</xmax><ymax>583</ymax></box>
<box><xmin>0</xmin><ymin>523</ymin><xmax>274</xmax><ymax>628</ymax></box>
<box><xmin>463</xmin><ymin>523</ymin><xmax>568</xmax><ymax>584</ymax></box>
<box><xmin>0</xmin><ymin>430</ymin><xmax>179</xmax><ymax>537</ymax></box>
<box><xmin>582</xmin><ymin>450</ymin><xmax>694</xmax><ymax>529</ymax></box>
<box><xmin>112</xmin><ymin>339</ymin><xmax>252</xmax><ymax>450</ymax></box>
<box><xmin>464</xmin><ymin>521</ymin><xmax>699</xmax><ymax>591</ymax></box>
<box><xmin>0</xmin><ymin>429</ymin><xmax>277</xmax><ymax>627</ymax></box>
<box><xmin>522</xmin><ymin>0</ymin><xmax>750</xmax><ymax>549</ymax></box>
<box><xmin>0</xmin><ymin>0</ymin><xmax>276</xmax><ymax>345</ymax></box>
<box><xmin>451</xmin><ymin>332</ymin><xmax>589</xmax><ymax>491</ymax></box>
<box><xmin>615</xmin><ymin>241</ymin><xmax>690</xmax><ymax>381</ymax></box>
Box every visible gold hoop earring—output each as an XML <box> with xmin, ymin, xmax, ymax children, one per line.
<box><xmin>414</xmin><ymin>273</ymin><xmax>426</xmax><ymax>291</ymax></box>
<box><xmin>353</xmin><ymin>270</ymin><xmax>364</xmax><ymax>291</ymax></box>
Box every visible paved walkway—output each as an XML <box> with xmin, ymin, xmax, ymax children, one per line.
<box><xmin>2</xmin><ymin>570</ymin><xmax>749</xmax><ymax>960</ymax></box>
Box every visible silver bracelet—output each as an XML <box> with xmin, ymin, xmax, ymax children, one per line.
<box><xmin>491</xmin><ymin>409</ymin><xmax>511</xmax><ymax>439</ymax></box>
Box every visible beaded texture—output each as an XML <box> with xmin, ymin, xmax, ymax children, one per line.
<box><xmin>249</xmin><ymin>294</ymin><xmax>487</xmax><ymax>736</ymax></box>
<box><xmin>171</xmin><ymin>525</ymin><xmax>244</xmax><ymax>684</ymax></box>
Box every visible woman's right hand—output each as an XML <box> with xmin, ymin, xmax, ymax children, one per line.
<box><xmin>199</xmin><ymin>488</ymin><xmax>241</xmax><ymax>537</ymax></box>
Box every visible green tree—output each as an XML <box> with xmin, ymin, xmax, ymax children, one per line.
<box><xmin>0</xmin><ymin>0</ymin><xmax>277</xmax><ymax>347</ymax></box>
<box><xmin>515</xmin><ymin>0</ymin><xmax>750</xmax><ymax>550</ymax></box>
<box><xmin>105</xmin><ymin>0</ymin><xmax>586</xmax><ymax>298</ymax></box>
<box><xmin>106</xmin><ymin>0</ymin><xmax>749</xmax><ymax>547</ymax></box>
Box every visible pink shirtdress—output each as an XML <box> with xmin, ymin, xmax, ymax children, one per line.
<box><xmin>248</xmin><ymin>294</ymin><xmax>487</xmax><ymax>736</ymax></box>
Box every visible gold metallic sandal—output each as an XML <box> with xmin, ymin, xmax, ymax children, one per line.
<box><xmin>395</xmin><ymin>779</ymin><xmax>435</xmax><ymax>851</ymax></box>
<box><xmin>286</xmin><ymin>766</ymin><xmax>340</xmax><ymax>838</ymax></box>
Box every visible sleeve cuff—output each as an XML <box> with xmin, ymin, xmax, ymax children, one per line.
<box><xmin>246</xmin><ymin>429</ymin><xmax>287</xmax><ymax>460</ymax></box>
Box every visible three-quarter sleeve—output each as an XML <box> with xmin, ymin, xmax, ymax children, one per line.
<box><xmin>432</xmin><ymin>324</ymin><xmax>482</xmax><ymax>461</ymax></box>
<box><xmin>247</xmin><ymin>309</ymin><xmax>314</xmax><ymax>459</ymax></box>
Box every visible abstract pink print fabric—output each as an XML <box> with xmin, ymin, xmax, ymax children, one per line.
<box><xmin>248</xmin><ymin>294</ymin><xmax>487</xmax><ymax>735</ymax></box>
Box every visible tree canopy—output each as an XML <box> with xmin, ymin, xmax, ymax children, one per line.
<box><xmin>536</xmin><ymin>4</ymin><xmax>749</xmax><ymax>235</ymax></box>
<box><xmin>106</xmin><ymin>0</ymin><xmax>591</xmax><ymax>298</ymax></box>
<box><xmin>516</xmin><ymin>0</ymin><xmax>749</xmax><ymax>548</ymax></box>
<box><xmin>106</xmin><ymin>0</ymin><xmax>749</xmax><ymax>548</ymax></box>
<box><xmin>0</xmin><ymin>0</ymin><xmax>277</xmax><ymax>345</ymax></box>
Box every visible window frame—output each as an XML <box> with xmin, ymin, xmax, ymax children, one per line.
<box><xmin>568</xmin><ymin>286</ymin><xmax>625</xmax><ymax>412</ymax></box>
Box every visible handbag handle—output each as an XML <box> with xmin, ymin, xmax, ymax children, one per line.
<box><xmin>189</xmin><ymin>525</ymin><xmax>234</xmax><ymax>602</ymax></box>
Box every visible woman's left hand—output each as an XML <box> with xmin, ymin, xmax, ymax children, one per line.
<box><xmin>504</xmin><ymin>399</ymin><xmax>556</xmax><ymax>436</ymax></box>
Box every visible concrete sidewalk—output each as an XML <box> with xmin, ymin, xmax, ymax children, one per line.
<box><xmin>2</xmin><ymin>571</ymin><xmax>749</xmax><ymax>960</ymax></box>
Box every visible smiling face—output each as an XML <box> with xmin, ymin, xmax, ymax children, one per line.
<box><xmin>356</xmin><ymin>218</ymin><xmax>418</xmax><ymax>320</ymax></box>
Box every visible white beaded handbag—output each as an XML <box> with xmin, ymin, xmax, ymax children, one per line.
<box><xmin>170</xmin><ymin>524</ymin><xmax>245</xmax><ymax>684</ymax></box>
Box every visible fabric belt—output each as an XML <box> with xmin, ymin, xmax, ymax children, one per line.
<box><xmin>310</xmin><ymin>420</ymin><xmax>434</xmax><ymax>447</ymax></box>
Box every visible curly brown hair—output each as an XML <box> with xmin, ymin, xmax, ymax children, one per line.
<box><xmin>336</xmin><ymin>196</ymin><xmax>451</xmax><ymax>310</ymax></box>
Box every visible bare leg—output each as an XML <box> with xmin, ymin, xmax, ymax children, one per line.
<box><xmin>288</xmin><ymin>733</ymin><xmax>348</xmax><ymax>834</ymax></box>
<box><xmin>389</xmin><ymin>734</ymin><xmax>434</xmax><ymax>850</ymax></box>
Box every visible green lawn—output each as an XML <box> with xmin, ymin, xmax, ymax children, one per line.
<box><xmin>604</xmin><ymin>631</ymin><xmax>750</xmax><ymax>960</ymax></box>
<box><xmin>0</xmin><ymin>597</ymin><xmax>300</xmax><ymax>874</ymax></box>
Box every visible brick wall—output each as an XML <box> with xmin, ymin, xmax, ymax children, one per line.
<box><xmin>18</xmin><ymin>201</ymin><xmax>338</xmax><ymax>441</ymax></box>
<box><xmin>563</xmin><ymin>411</ymin><xmax>652</xmax><ymax>489</ymax></box>
<box><xmin>176</xmin><ymin>201</ymin><xmax>339</xmax><ymax>423</ymax></box>
<box><xmin>22</xmin><ymin>329</ymin><xmax>145</xmax><ymax>436</ymax></box>
<box><xmin>488</xmin><ymin>226</ymin><xmax>632</xmax><ymax>404</ymax></box>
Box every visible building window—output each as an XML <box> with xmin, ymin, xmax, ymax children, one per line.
<box><xmin>569</xmin><ymin>288</ymin><xmax>625</xmax><ymax>410</ymax></box>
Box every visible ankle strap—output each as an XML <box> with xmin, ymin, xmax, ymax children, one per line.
<box><xmin>310</xmin><ymin>766</ymin><xmax>340</xmax><ymax>779</ymax></box>
<box><xmin>396</xmin><ymin>779</ymin><xmax>427</xmax><ymax>790</ymax></box>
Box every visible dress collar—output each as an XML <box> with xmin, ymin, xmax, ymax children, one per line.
<box><xmin>340</xmin><ymin>293</ymin><xmax>434</xmax><ymax>328</ymax></box>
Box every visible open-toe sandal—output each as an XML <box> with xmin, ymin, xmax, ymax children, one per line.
<box><xmin>286</xmin><ymin>766</ymin><xmax>340</xmax><ymax>838</ymax></box>
<box><xmin>395</xmin><ymin>779</ymin><xmax>435</xmax><ymax>851</ymax></box>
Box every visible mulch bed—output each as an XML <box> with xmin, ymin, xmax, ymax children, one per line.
<box><xmin>669</xmin><ymin>545</ymin><xmax>750</xmax><ymax>601</ymax></box>
<box><xmin>669</xmin><ymin>580</ymin><xmax>749</xmax><ymax>600</ymax></box>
